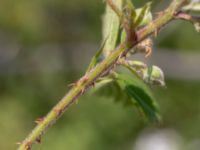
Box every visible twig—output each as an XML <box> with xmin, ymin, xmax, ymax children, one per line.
<box><xmin>175</xmin><ymin>11</ymin><xmax>200</xmax><ymax>22</ymax></box>
<box><xmin>17</xmin><ymin>0</ymin><xmax>189</xmax><ymax>149</ymax></box>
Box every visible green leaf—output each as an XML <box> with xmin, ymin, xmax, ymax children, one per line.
<box><xmin>143</xmin><ymin>65</ymin><xmax>166</xmax><ymax>86</ymax></box>
<box><xmin>134</xmin><ymin>2</ymin><xmax>152</xmax><ymax>27</ymax></box>
<box><xmin>126</xmin><ymin>0</ymin><xmax>135</xmax><ymax>10</ymax></box>
<box><xmin>120</xmin><ymin>2</ymin><xmax>152</xmax><ymax>42</ymax></box>
<box><xmin>102</xmin><ymin>0</ymin><xmax>123</xmax><ymax>57</ymax></box>
<box><xmin>124</xmin><ymin>0</ymin><xmax>137</xmax><ymax>20</ymax></box>
<box><xmin>127</xmin><ymin>60</ymin><xmax>147</xmax><ymax>70</ymax></box>
<box><xmin>91</xmin><ymin>72</ymin><xmax>161</xmax><ymax>122</ymax></box>
<box><xmin>121</xmin><ymin>60</ymin><xmax>165</xmax><ymax>87</ymax></box>
<box><xmin>116</xmin><ymin>73</ymin><xmax>161</xmax><ymax>122</ymax></box>
<box><xmin>91</xmin><ymin>77</ymin><xmax>131</xmax><ymax>105</ymax></box>
<box><xmin>86</xmin><ymin>39</ymin><xmax>107</xmax><ymax>72</ymax></box>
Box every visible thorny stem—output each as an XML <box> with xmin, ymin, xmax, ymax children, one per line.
<box><xmin>18</xmin><ymin>0</ymin><xmax>190</xmax><ymax>149</ymax></box>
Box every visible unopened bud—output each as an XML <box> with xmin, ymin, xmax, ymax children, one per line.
<box><xmin>143</xmin><ymin>65</ymin><xmax>165</xmax><ymax>86</ymax></box>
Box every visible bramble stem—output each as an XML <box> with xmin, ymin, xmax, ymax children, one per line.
<box><xmin>18</xmin><ymin>0</ymin><xmax>189</xmax><ymax>149</ymax></box>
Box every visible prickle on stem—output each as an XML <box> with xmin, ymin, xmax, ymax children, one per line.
<box><xmin>25</xmin><ymin>141</ymin><xmax>31</xmax><ymax>150</ymax></box>
<box><xmin>34</xmin><ymin>117</ymin><xmax>44</xmax><ymax>124</ymax></box>
<box><xmin>36</xmin><ymin>136</ymin><xmax>42</xmax><ymax>144</ymax></box>
<box><xmin>82</xmin><ymin>75</ymin><xmax>89</xmax><ymax>83</ymax></box>
<box><xmin>68</xmin><ymin>83</ymin><xmax>76</xmax><ymax>88</ymax></box>
<box><xmin>53</xmin><ymin>108</ymin><xmax>63</xmax><ymax>116</ymax></box>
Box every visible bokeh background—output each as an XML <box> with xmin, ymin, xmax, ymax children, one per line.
<box><xmin>0</xmin><ymin>0</ymin><xmax>200</xmax><ymax>150</ymax></box>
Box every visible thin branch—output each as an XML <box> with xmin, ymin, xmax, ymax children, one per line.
<box><xmin>17</xmin><ymin>0</ymin><xmax>189</xmax><ymax>150</ymax></box>
<box><xmin>175</xmin><ymin>11</ymin><xmax>200</xmax><ymax>22</ymax></box>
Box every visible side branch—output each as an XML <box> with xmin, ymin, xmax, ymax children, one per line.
<box><xmin>17</xmin><ymin>0</ymin><xmax>189</xmax><ymax>150</ymax></box>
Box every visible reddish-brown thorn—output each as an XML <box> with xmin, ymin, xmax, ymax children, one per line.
<box><xmin>68</xmin><ymin>82</ymin><xmax>76</xmax><ymax>88</ymax></box>
<box><xmin>155</xmin><ymin>11</ymin><xmax>165</xmax><ymax>18</ymax></box>
<box><xmin>35</xmin><ymin>117</ymin><xmax>44</xmax><ymax>124</ymax></box>
<box><xmin>80</xmin><ymin>88</ymin><xmax>85</xmax><ymax>95</ymax></box>
<box><xmin>36</xmin><ymin>136</ymin><xmax>41</xmax><ymax>144</ymax></box>
<box><xmin>82</xmin><ymin>75</ymin><xmax>89</xmax><ymax>83</ymax></box>
<box><xmin>25</xmin><ymin>141</ymin><xmax>31</xmax><ymax>150</ymax></box>
<box><xmin>53</xmin><ymin>108</ymin><xmax>63</xmax><ymax>116</ymax></box>
<box><xmin>91</xmin><ymin>82</ymin><xmax>95</xmax><ymax>88</ymax></box>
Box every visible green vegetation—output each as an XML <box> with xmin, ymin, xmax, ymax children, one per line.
<box><xmin>0</xmin><ymin>0</ymin><xmax>199</xmax><ymax>149</ymax></box>
<box><xmin>0</xmin><ymin>73</ymin><xmax>200</xmax><ymax>149</ymax></box>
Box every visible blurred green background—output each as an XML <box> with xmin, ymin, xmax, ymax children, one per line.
<box><xmin>0</xmin><ymin>0</ymin><xmax>200</xmax><ymax>150</ymax></box>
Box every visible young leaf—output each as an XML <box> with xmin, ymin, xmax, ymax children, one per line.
<box><xmin>93</xmin><ymin>77</ymin><xmax>114</xmax><ymax>90</ymax></box>
<box><xmin>127</xmin><ymin>60</ymin><xmax>147</xmax><ymax>70</ymax></box>
<box><xmin>124</xmin><ymin>0</ymin><xmax>137</xmax><ymax>21</ymax></box>
<box><xmin>86</xmin><ymin>39</ymin><xmax>107</xmax><ymax>72</ymax></box>
<box><xmin>120</xmin><ymin>2</ymin><xmax>153</xmax><ymax>43</ymax></box>
<box><xmin>103</xmin><ymin>0</ymin><xmax>123</xmax><ymax>57</ymax></box>
<box><xmin>134</xmin><ymin>2</ymin><xmax>153</xmax><ymax>27</ymax></box>
<box><xmin>143</xmin><ymin>65</ymin><xmax>166</xmax><ymax>86</ymax></box>
<box><xmin>120</xmin><ymin>60</ymin><xmax>165</xmax><ymax>87</ymax></box>
<box><xmin>126</xmin><ymin>0</ymin><xmax>135</xmax><ymax>10</ymax></box>
<box><xmin>115</xmin><ymin>73</ymin><xmax>161</xmax><ymax>122</ymax></box>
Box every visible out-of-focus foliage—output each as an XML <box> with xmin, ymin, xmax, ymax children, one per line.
<box><xmin>0</xmin><ymin>0</ymin><xmax>103</xmax><ymax>44</ymax></box>
<box><xmin>0</xmin><ymin>73</ymin><xmax>200</xmax><ymax>150</ymax></box>
<box><xmin>0</xmin><ymin>0</ymin><xmax>198</xmax><ymax>49</ymax></box>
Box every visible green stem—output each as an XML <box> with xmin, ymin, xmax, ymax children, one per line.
<box><xmin>18</xmin><ymin>0</ymin><xmax>188</xmax><ymax>149</ymax></box>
